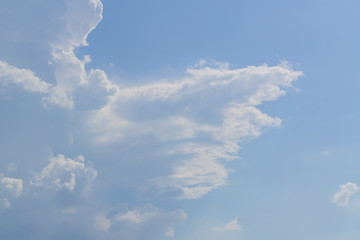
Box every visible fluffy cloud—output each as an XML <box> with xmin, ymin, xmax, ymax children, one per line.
<box><xmin>0</xmin><ymin>0</ymin><xmax>301</xmax><ymax>203</ymax></box>
<box><xmin>0</xmin><ymin>60</ymin><xmax>51</xmax><ymax>93</ymax></box>
<box><xmin>0</xmin><ymin>0</ymin><xmax>104</xmax><ymax>109</ymax></box>
<box><xmin>213</xmin><ymin>217</ymin><xmax>242</xmax><ymax>232</ymax></box>
<box><xmin>332</xmin><ymin>182</ymin><xmax>359</xmax><ymax>207</ymax></box>
<box><xmin>31</xmin><ymin>154</ymin><xmax>97</xmax><ymax>193</ymax></box>
<box><xmin>1</xmin><ymin>177</ymin><xmax>23</xmax><ymax>196</ymax></box>
<box><xmin>88</xmin><ymin>61</ymin><xmax>301</xmax><ymax>199</ymax></box>
<box><xmin>0</xmin><ymin>176</ymin><xmax>23</xmax><ymax>209</ymax></box>
<box><xmin>0</xmin><ymin>0</ymin><xmax>304</xmax><ymax>238</ymax></box>
<box><xmin>43</xmin><ymin>0</ymin><xmax>103</xmax><ymax>109</ymax></box>
<box><xmin>89</xmin><ymin>62</ymin><xmax>299</xmax><ymax>143</ymax></box>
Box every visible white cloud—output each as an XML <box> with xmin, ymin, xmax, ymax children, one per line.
<box><xmin>89</xmin><ymin>62</ymin><xmax>300</xmax><ymax>142</ymax></box>
<box><xmin>115</xmin><ymin>208</ymin><xmax>158</xmax><ymax>224</ymax></box>
<box><xmin>62</xmin><ymin>0</ymin><xmax>103</xmax><ymax>48</ymax></box>
<box><xmin>332</xmin><ymin>182</ymin><xmax>359</xmax><ymax>207</ymax></box>
<box><xmin>0</xmin><ymin>0</ymin><xmax>302</xmax><ymax>201</ymax></box>
<box><xmin>213</xmin><ymin>217</ymin><xmax>242</xmax><ymax>232</ymax></box>
<box><xmin>1</xmin><ymin>177</ymin><xmax>23</xmax><ymax>196</ymax></box>
<box><xmin>89</xmin><ymin>61</ymin><xmax>301</xmax><ymax>199</ymax></box>
<box><xmin>0</xmin><ymin>0</ymin><xmax>303</xmax><ymax>202</ymax></box>
<box><xmin>0</xmin><ymin>0</ymin><xmax>105</xmax><ymax>110</ymax></box>
<box><xmin>42</xmin><ymin>0</ymin><xmax>103</xmax><ymax>109</ymax></box>
<box><xmin>43</xmin><ymin>86</ymin><xmax>75</xmax><ymax>109</ymax></box>
<box><xmin>0</xmin><ymin>0</ymin><xmax>307</xmax><ymax>238</ymax></box>
<box><xmin>155</xmin><ymin>144</ymin><xmax>231</xmax><ymax>199</ymax></box>
<box><xmin>0</xmin><ymin>60</ymin><xmax>52</xmax><ymax>93</ymax></box>
<box><xmin>0</xmin><ymin>176</ymin><xmax>23</xmax><ymax>208</ymax></box>
<box><xmin>31</xmin><ymin>154</ymin><xmax>97</xmax><ymax>193</ymax></box>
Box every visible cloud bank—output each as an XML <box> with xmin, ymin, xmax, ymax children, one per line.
<box><xmin>0</xmin><ymin>0</ymin><xmax>303</xmax><ymax>239</ymax></box>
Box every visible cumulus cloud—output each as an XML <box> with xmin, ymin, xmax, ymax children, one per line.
<box><xmin>1</xmin><ymin>177</ymin><xmax>23</xmax><ymax>197</ymax></box>
<box><xmin>89</xmin><ymin>62</ymin><xmax>300</xmax><ymax>142</ymax></box>
<box><xmin>332</xmin><ymin>182</ymin><xmax>359</xmax><ymax>207</ymax></box>
<box><xmin>42</xmin><ymin>0</ymin><xmax>104</xmax><ymax>109</ymax></box>
<box><xmin>87</xmin><ymin>61</ymin><xmax>301</xmax><ymax>199</ymax></box>
<box><xmin>0</xmin><ymin>60</ymin><xmax>51</xmax><ymax>93</ymax></box>
<box><xmin>0</xmin><ymin>0</ymin><xmax>304</xmax><ymax>238</ymax></box>
<box><xmin>0</xmin><ymin>176</ymin><xmax>23</xmax><ymax>208</ymax></box>
<box><xmin>0</xmin><ymin>0</ymin><xmax>301</xmax><ymax>202</ymax></box>
<box><xmin>213</xmin><ymin>217</ymin><xmax>242</xmax><ymax>232</ymax></box>
<box><xmin>31</xmin><ymin>154</ymin><xmax>97</xmax><ymax>193</ymax></box>
<box><xmin>0</xmin><ymin>0</ymin><xmax>105</xmax><ymax>110</ymax></box>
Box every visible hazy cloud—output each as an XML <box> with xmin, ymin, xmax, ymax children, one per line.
<box><xmin>94</xmin><ymin>204</ymin><xmax>186</xmax><ymax>240</ymax></box>
<box><xmin>213</xmin><ymin>217</ymin><xmax>242</xmax><ymax>232</ymax></box>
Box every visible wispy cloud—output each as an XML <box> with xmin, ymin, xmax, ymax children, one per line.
<box><xmin>94</xmin><ymin>204</ymin><xmax>186</xmax><ymax>238</ymax></box>
<box><xmin>213</xmin><ymin>217</ymin><xmax>242</xmax><ymax>232</ymax></box>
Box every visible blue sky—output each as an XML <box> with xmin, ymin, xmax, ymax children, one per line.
<box><xmin>1</xmin><ymin>0</ymin><xmax>360</xmax><ymax>239</ymax></box>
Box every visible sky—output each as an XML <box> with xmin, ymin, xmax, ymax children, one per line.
<box><xmin>1</xmin><ymin>0</ymin><xmax>360</xmax><ymax>239</ymax></box>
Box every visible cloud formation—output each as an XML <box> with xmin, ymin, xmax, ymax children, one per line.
<box><xmin>1</xmin><ymin>177</ymin><xmax>23</xmax><ymax>196</ymax></box>
<box><xmin>332</xmin><ymin>182</ymin><xmax>359</xmax><ymax>207</ymax></box>
<box><xmin>0</xmin><ymin>0</ymin><xmax>304</xmax><ymax>239</ymax></box>
<box><xmin>0</xmin><ymin>60</ymin><xmax>51</xmax><ymax>93</ymax></box>
<box><xmin>31</xmin><ymin>154</ymin><xmax>97</xmax><ymax>193</ymax></box>
<box><xmin>42</xmin><ymin>0</ymin><xmax>103</xmax><ymax>109</ymax></box>
<box><xmin>0</xmin><ymin>176</ymin><xmax>23</xmax><ymax>209</ymax></box>
<box><xmin>0</xmin><ymin>0</ymin><xmax>104</xmax><ymax>109</ymax></box>
<box><xmin>88</xmin><ymin>61</ymin><xmax>301</xmax><ymax>199</ymax></box>
<box><xmin>213</xmin><ymin>217</ymin><xmax>242</xmax><ymax>232</ymax></box>
<box><xmin>94</xmin><ymin>204</ymin><xmax>186</xmax><ymax>239</ymax></box>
